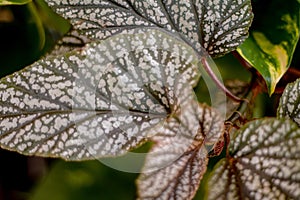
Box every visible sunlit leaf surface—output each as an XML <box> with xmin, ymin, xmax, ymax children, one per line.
<box><xmin>206</xmin><ymin>118</ymin><xmax>300</xmax><ymax>200</ymax></box>
<box><xmin>44</xmin><ymin>0</ymin><xmax>253</xmax><ymax>57</ymax></box>
<box><xmin>0</xmin><ymin>28</ymin><xmax>202</xmax><ymax>160</ymax></box>
<box><xmin>137</xmin><ymin>104</ymin><xmax>224</xmax><ymax>200</ymax></box>
<box><xmin>278</xmin><ymin>78</ymin><xmax>300</xmax><ymax>126</ymax></box>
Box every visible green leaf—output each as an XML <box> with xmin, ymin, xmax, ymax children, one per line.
<box><xmin>278</xmin><ymin>78</ymin><xmax>300</xmax><ymax>126</ymax></box>
<box><xmin>137</xmin><ymin>104</ymin><xmax>224</xmax><ymax>200</ymax></box>
<box><xmin>237</xmin><ymin>0</ymin><xmax>300</xmax><ymax>94</ymax></box>
<box><xmin>0</xmin><ymin>28</ymin><xmax>202</xmax><ymax>160</ymax></box>
<box><xmin>44</xmin><ymin>0</ymin><xmax>253</xmax><ymax>57</ymax></box>
<box><xmin>0</xmin><ymin>0</ymin><xmax>31</xmax><ymax>5</ymax></box>
<box><xmin>27</xmin><ymin>2</ymin><xmax>46</xmax><ymax>51</ymax></box>
<box><xmin>206</xmin><ymin>118</ymin><xmax>300</xmax><ymax>199</ymax></box>
<box><xmin>33</xmin><ymin>0</ymin><xmax>72</xmax><ymax>53</ymax></box>
<box><xmin>30</xmin><ymin>160</ymin><xmax>137</xmax><ymax>200</ymax></box>
<box><xmin>0</xmin><ymin>3</ymin><xmax>46</xmax><ymax>75</ymax></box>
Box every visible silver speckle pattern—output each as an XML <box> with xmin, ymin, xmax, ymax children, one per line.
<box><xmin>207</xmin><ymin>118</ymin><xmax>300</xmax><ymax>200</ymax></box>
<box><xmin>278</xmin><ymin>78</ymin><xmax>300</xmax><ymax>126</ymax></box>
<box><xmin>0</xmin><ymin>28</ymin><xmax>201</xmax><ymax>160</ymax></box>
<box><xmin>137</xmin><ymin>104</ymin><xmax>224</xmax><ymax>200</ymax></box>
<box><xmin>45</xmin><ymin>0</ymin><xmax>253</xmax><ymax>57</ymax></box>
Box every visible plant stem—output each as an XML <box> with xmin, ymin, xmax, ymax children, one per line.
<box><xmin>201</xmin><ymin>57</ymin><xmax>245</xmax><ymax>102</ymax></box>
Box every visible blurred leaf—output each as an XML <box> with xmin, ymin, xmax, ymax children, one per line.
<box><xmin>0</xmin><ymin>4</ymin><xmax>45</xmax><ymax>76</ymax></box>
<box><xmin>27</xmin><ymin>2</ymin><xmax>45</xmax><ymax>51</ymax></box>
<box><xmin>137</xmin><ymin>104</ymin><xmax>224</xmax><ymax>200</ymax></box>
<box><xmin>0</xmin><ymin>0</ymin><xmax>31</xmax><ymax>5</ymax></box>
<box><xmin>237</xmin><ymin>0</ymin><xmax>300</xmax><ymax>94</ymax></box>
<box><xmin>278</xmin><ymin>78</ymin><xmax>300</xmax><ymax>126</ymax></box>
<box><xmin>0</xmin><ymin>1</ymin><xmax>70</xmax><ymax>75</ymax></box>
<box><xmin>206</xmin><ymin>118</ymin><xmax>300</xmax><ymax>199</ymax></box>
<box><xmin>0</xmin><ymin>28</ymin><xmax>202</xmax><ymax>160</ymax></box>
<box><xmin>30</xmin><ymin>160</ymin><xmax>137</xmax><ymax>200</ymax></box>
<box><xmin>44</xmin><ymin>0</ymin><xmax>253</xmax><ymax>57</ymax></box>
<box><xmin>33</xmin><ymin>0</ymin><xmax>71</xmax><ymax>54</ymax></box>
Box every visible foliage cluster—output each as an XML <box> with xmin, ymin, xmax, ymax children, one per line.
<box><xmin>0</xmin><ymin>0</ymin><xmax>299</xmax><ymax>199</ymax></box>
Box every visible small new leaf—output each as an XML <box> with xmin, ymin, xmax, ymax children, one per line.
<box><xmin>137</xmin><ymin>104</ymin><xmax>224</xmax><ymax>200</ymax></box>
<box><xmin>0</xmin><ymin>28</ymin><xmax>201</xmax><ymax>160</ymax></box>
<box><xmin>44</xmin><ymin>0</ymin><xmax>253</xmax><ymax>57</ymax></box>
<box><xmin>278</xmin><ymin>78</ymin><xmax>300</xmax><ymax>126</ymax></box>
<box><xmin>206</xmin><ymin>118</ymin><xmax>300</xmax><ymax>200</ymax></box>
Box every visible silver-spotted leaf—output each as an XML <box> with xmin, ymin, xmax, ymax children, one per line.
<box><xmin>278</xmin><ymin>78</ymin><xmax>300</xmax><ymax>126</ymax></box>
<box><xmin>0</xmin><ymin>28</ymin><xmax>202</xmax><ymax>160</ymax></box>
<box><xmin>44</xmin><ymin>0</ymin><xmax>253</xmax><ymax>57</ymax></box>
<box><xmin>206</xmin><ymin>118</ymin><xmax>300</xmax><ymax>200</ymax></box>
<box><xmin>137</xmin><ymin>104</ymin><xmax>224</xmax><ymax>200</ymax></box>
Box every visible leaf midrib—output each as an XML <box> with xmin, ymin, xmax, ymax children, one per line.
<box><xmin>0</xmin><ymin>108</ymin><xmax>167</xmax><ymax>118</ymax></box>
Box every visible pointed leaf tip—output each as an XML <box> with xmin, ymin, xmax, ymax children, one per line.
<box><xmin>237</xmin><ymin>0</ymin><xmax>300</xmax><ymax>95</ymax></box>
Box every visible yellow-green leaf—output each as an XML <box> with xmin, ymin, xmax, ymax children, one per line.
<box><xmin>237</xmin><ymin>0</ymin><xmax>300</xmax><ymax>94</ymax></box>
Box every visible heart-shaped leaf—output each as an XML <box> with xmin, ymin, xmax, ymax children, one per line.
<box><xmin>206</xmin><ymin>118</ymin><xmax>300</xmax><ymax>199</ymax></box>
<box><xmin>137</xmin><ymin>104</ymin><xmax>224</xmax><ymax>200</ymax></box>
<box><xmin>278</xmin><ymin>78</ymin><xmax>300</xmax><ymax>126</ymax></box>
<box><xmin>237</xmin><ymin>0</ymin><xmax>300</xmax><ymax>94</ymax></box>
<box><xmin>0</xmin><ymin>28</ymin><xmax>203</xmax><ymax>160</ymax></box>
<box><xmin>0</xmin><ymin>0</ymin><xmax>31</xmax><ymax>5</ymax></box>
<box><xmin>44</xmin><ymin>0</ymin><xmax>253</xmax><ymax>57</ymax></box>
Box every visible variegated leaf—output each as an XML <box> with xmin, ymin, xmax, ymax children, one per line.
<box><xmin>237</xmin><ymin>0</ymin><xmax>300</xmax><ymax>95</ymax></box>
<box><xmin>137</xmin><ymin>104</ymin><xmax>224</xmax><ymax>200</ymax></box>
<box><xmin>0</xmin><ymin>28</ymin><xmax>202</xmax><ymax>160</ymax></box>
<box><xmin>44</xmin><ymin>0</ymin><xmax>253</xmax><ymax>57</ymax></box>
<box><xmin>206</xmin><ymin>118</ymin><xmax>300</xmax><ymax>200</ymax></box>
<box><xmin>278</xmin><ymin>78</ymin><xmax>300</xmax><ymax>126</ymax></box>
